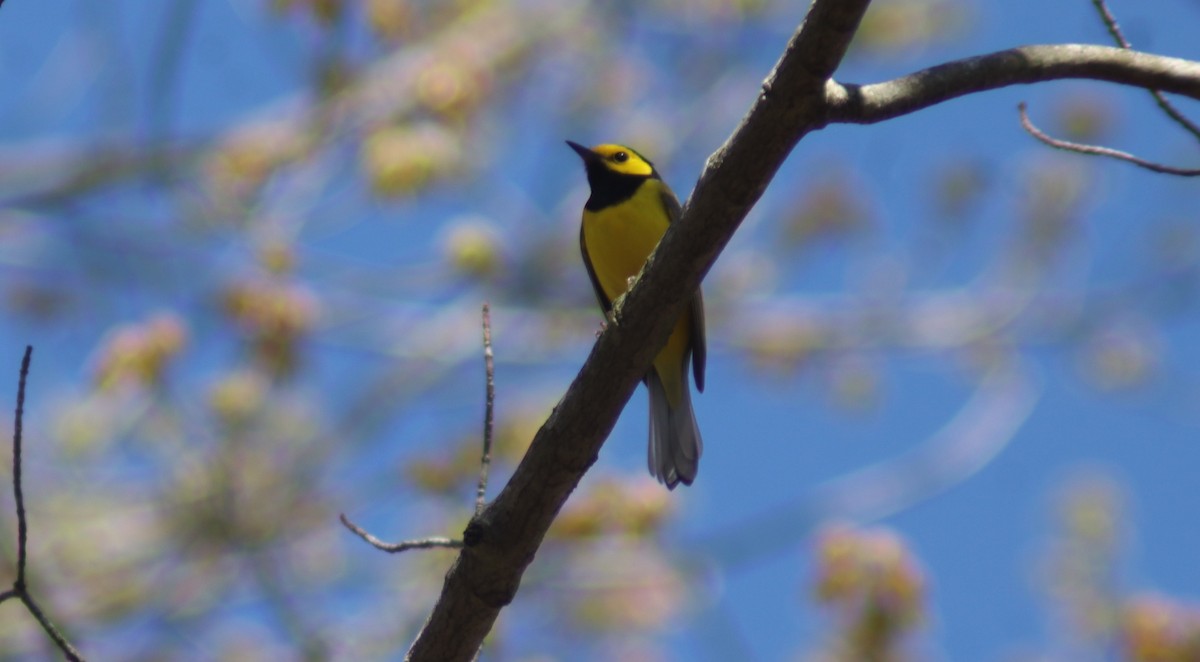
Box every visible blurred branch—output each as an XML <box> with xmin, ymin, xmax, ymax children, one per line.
<box><xmin>826</xmin><ymin>45</ymin><xmax>1200</xmax><ymax>124</ymax></box>
<box><xmin>246</xmin><ymin>551</ymin><xmax>328</xmax><ymax>661</ymax></box>
<box><xmin>405</xmin><ymin>0</ymin><xmax>876</xmax><ymax>659</ymax></box>
<box><xmin>147</xmin><ymin>0</ymin><xmax>200</xmax><ymax>155</ymax></box>
<box><xmin>3</xmin><ymin>347</ymin><xmax>85</xmax><ymax>662</ymax></box>
<box><xmin>0</xmin><ymin>140</ymin><xmax>201</xmax><ymax>207</ymax></box>
<box><xmin>1019</xmin><ymin>102</ymin><xmax>1200</xmax><ymax>176</ymax></box>
<box><xmin>1089</xmin><ymin>0</ymin><xmax>1200</xmax><ymax>141</ymax></box>
<box><xmin>2</xmin><ymin>3</ymin><xmax>580</xmax><ymax>209</ymax></box>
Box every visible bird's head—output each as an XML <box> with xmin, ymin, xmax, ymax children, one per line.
<box><xmin>566</xmin><ymin>141</ymin><xmax>659</xmax><ymax>181</ymax></box>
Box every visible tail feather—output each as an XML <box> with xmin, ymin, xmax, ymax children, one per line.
<box><xmin>646</xmin><ymin>367</ymin><xmax>703</xmax><ymax>489</ymax></box>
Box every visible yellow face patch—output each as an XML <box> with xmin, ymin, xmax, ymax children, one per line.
<box><xmin>589</xmin><ymin>144</ymin><xmax>656</xmax><ymax>177</ymax></box>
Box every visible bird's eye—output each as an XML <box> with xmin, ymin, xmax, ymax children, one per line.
<box><xmin>613</xmin><ymin>151</ymin><xmax>629</xmax><ymax>163</ymax></box>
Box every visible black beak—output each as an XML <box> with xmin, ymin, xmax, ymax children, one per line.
<box><xmin>566</xmin><ymin>140</ymin><xmax>599</xmax><ymax>164</ymax></box>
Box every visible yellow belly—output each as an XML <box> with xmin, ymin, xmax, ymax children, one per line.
<box><xmin>582</xmin><ymin>185</ymin><xmax>691</xmax><ymax>406</ymax></box>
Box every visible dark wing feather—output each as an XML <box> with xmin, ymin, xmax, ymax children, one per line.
<box><xmin>689</xmin><ymin>290</ymin><xmax>707</xmax><ymax>392</ymax></box>
<box><xmin>659</xmin><ymin>186</ymin><xmax>707</xmax><ymax>392</ymax></box>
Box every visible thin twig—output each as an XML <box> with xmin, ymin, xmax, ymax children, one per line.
<box><xmin>7</xmin><ymin>346</ymin><xmax>86</xmax><ymax>662</ymax></box>
<box><xmin>1090</xmin><ymin>0</ymin><xmax>1132</xmax><ymax>48</ymax></box>
<box><xmin>475</xmin><ymin>304</ymin><xmax>495</xmax><ymax>516</ymax></box>
<box><xmin>338</xmin><ymin>514</ymin><xmax>462</xmax><ymax>553</ymax></box>
<box><xmin>1018</xmin><ymin>102</ymin><xmax>1200</xmax><ymax>176</ymax></box>
<box><xmin>1090</xmin><ymin>0</ymin><xmax>1200</xmax><ymax>141</ymax></box>
<box><xmin>19</xmin><ymin>593</ymin><xmax>84</xmax><ymax>662</ymax></box>
<box><xmin>13</xmin><ymin>346</ymin><xmax>30</xmax><ymax>589</ymax></box>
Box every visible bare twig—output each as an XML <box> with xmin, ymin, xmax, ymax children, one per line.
<box><xmin>5</xmin><ymin>346</ymin><xmax>86</xmax><ymax>662</ymax></box>
<box><xmin>1019</xmin><ymin>102</ymin><xmax>1200</xmax><ymax>176</ymax></box>
<box><xmin>16</xmin><ymin>594</ymin><xmax>83</xmax><ymax>662</ymax></box>
<box><xmin>12</xmin><ymin>347</ymin><xmax>30</xmax><ymax>589</ymax></box>
<box><xmin>339</xmin><ymin>514</ymin><xmax>462</xmax><ymax>553</ymax></box>
<box><xmin>1089</xmin><ymin>0</ymin><xmax>1200</xmax><ymax>141</ymax></box>
<box><xmin>1090</xmin><ymin>0</ymin><xmax>1133</xmax><ymax>49</ymax></box>
<box><xmin>475</xmin><ymin>304</ymin><xmax>495</xmax><ymax>516</ymax></box>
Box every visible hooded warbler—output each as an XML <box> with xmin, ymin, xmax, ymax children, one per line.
<box><xmin>567</xmin><ymin>141</ymin><xmax>706</xmax><ymax>489</ymax></box>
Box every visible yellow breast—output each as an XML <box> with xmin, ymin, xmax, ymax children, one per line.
<box><xmin>582</xmin><ymin>183</ymin><xmax>672</xmax><ymax>303</ymax></box>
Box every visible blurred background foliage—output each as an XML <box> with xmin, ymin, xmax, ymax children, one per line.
<box><xmin>0</xmin><ymin>0</ymin><xmax>1198</xmax><ymax>660</ymax></box>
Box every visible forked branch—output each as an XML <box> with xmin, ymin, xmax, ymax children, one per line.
<box><xmin>340</xmin><ymin>303</ymin><xmax>497</xmax><ymax>554</ymax></box>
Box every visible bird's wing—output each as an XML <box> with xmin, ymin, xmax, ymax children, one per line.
<box><xmin>659</xmin><ymin>185</ymin><xmax>707</xmax><ymax>393</ymax></box>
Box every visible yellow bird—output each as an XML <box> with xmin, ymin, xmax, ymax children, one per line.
<box><xmin>567</xmin><ymin>141</ymin><xmax>706</xmax><ymax>489</ymax></box>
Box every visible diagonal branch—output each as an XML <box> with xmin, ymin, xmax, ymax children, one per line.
<box><xmin>403</xmin><ymin>1</ymin><xmax>876</xmax><ymax>660</ymax></box>
<box><xmin>826</xmin><ymin>45</ymin><xmax>1200</xmax><ymax>124</ymax></box>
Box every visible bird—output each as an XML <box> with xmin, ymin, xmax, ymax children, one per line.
<box><xmin>566</xmin><ymin>141</ymin><xmax>706</xmax><ymax>489</ymax></box>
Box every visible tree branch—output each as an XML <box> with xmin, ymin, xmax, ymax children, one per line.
<box><xmin>404</xmin><ymin>1</ymin><xmax>875</xmax><ymax>660</ymax></box>
<box><xmin>826</xmin><ymin>45</ymin><xmax>1200</xmax><ymax>124</ymax></box>
<box><xmin>996</xmin><ymin>0</ymin><xmax>1200</xmax><ymax>177</ymax></box>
